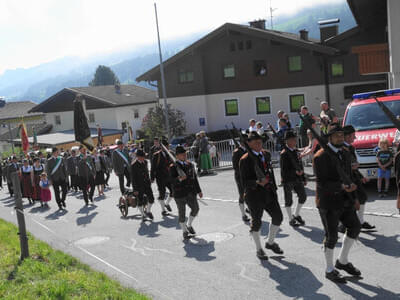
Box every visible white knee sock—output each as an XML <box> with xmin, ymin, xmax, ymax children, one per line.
<box><xmin>294</xmin><ymin>203</ymin><xmax>303</xmax><ymax>217</ymax></box>
<box><xmin>239</xmin><ymin>203</ymin><xmax>246</xmax><ymax>216</ymax></box>
<box><xmin>324</xmin><ymin>247</ymin><xmax>335</xmax><ymax>273</ymax></box>
<box><xmin>358</xmin><ymin>204</ymin><xmax>365</xmax><ymax>224</ymax></box>
<box><xmin>138</xmin><ymin>206</ymin><xmax>145</xmax><ymax>217</ymax></box>
<box><xmin>187</xmin><ymin>215</ymin><xmax>195</xmax><ymax>227</ymax></box>
<box><xmin>180</xmin><ymin>222</ymin><xmax>187</xmax><ymax>232</ymax></box>
<box><xmin>285</xmin><ymin>207</ymin><xmax>293</xmax><ymax>220</ymax></box>
<box><xmin>159</xmin><ymin>199</ymin><xmax>166</xmax><ymax>211</ymax></box>
<box><xmin>251</xmin><ymin>231</ymin><xmax>262</xmax><ymax>251</ymax></box>
<box><xmin>338</xmin><ymin>234</ymin><xmax>355</xmax><ymax>265</ymax></box>
<box><xmin>267</xmin><ymin>224</ymin><xmax>280</xmax><ymax>245</ymax></box>
<box><xmin>147</xmin><ymin>203</ymin><xmax>153</xmax><ymax>213</ymax></box>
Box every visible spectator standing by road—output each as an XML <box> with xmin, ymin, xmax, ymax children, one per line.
<box><xmin>199</xmin><ymin>131</ymin><xmax>213</xmax><ymax>175</ymax></box>
<box><xmin>299</xmin><ymin>106</ymin><xmax>317</xmax><ymax>147</ymax></box>
<box><xmin>376</xmin><ymin>138</ymin><xmax>393</xmax><ymax>197</ymax></box>
<box><xmin>320</xmin><ymin>101</ymin><xmax>338</xmax><ymax>124</ymax></box>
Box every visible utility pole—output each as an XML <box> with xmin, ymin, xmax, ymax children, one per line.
<box><xmin>11</xmin><ymin>171</ymin><xmax>29</xmax><ymax>260</ymax></box>
<box><xmin>154</xmin><ymin>2</ymin><xmax>171</xmax><ymax>140</ymax></box>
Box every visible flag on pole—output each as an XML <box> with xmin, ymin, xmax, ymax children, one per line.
<box><xmin>20</xmin><ymin>122</ymin><xmax>29</xmax><ymax>154</ymax></box>
<box><xmin>73</xmin><ymin>94</ymin><xmax>94</xmax><ymax>151</ymax></box>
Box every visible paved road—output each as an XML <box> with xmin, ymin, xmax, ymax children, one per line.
<box><xmin>0</xmin><ymin>167</ymin><xmax>399</xmax><ymax>300</ymax></box>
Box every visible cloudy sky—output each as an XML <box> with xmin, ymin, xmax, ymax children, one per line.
<box><xmin>0</xmin><ymin>0</ymin><xmax>344</xmax><ymax>74</ymax></box>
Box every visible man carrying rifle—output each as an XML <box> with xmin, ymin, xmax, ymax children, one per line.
<box><xmin>343</xmin><ymin>125</ymin><xmax>375</xmax><ymax>230</ymax></box>
<box><xmin>313</xmin><ymin>124</ymin><xmax>362</xmax><ymax>284</ymax></box>
<box><xmin>280</xmin><ymin>130</ymin><xmax>307</xmax><ymax>227</ymax></box>
<box><xmin>239</xmin><ymin>132</ymin><xmax>283</xmax><ymax>260</ymax></box>
<box><xmin>151</xmin><ymin>139</ymin><xmax>173</xmax><ymax>216</ymax></box>
<box><xmin>232</xmin><ymin>134</ymin><xmax>250</xmax><ymax>222</ymax></box>
<box><xmin>170</xmin><ymin>146</ymin><xmax>203</xmax><ymax>240</ymax></box>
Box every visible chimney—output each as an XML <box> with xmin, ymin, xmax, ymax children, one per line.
<box><xmin>114</xmin><ymin>83</ymin><xmax>121</xmax><ymax>94</ymax></box>
<box><xmin>249</xmin><ymin>19</ymin><xmax>266</xmax><ymax>30</ymax></box>
<box><xmin>299</xmin><ymin>29</ymin><xmax>309</xmax><ymax>41</ymax></box>
<box><xmin>318</xmin><ymin>18</ymin><xmax>340</xmax><ymax>43</ymax></box>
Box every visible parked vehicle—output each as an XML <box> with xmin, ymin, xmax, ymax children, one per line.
<box><xmin>343</xmin><ymin>88</ymin><xmax>400</xmax><ymax>179</ymax></box>
<box><xmin>170</xmin><ymin>136</ymin><xmax>188</xmax><ymax>150</ymax></box>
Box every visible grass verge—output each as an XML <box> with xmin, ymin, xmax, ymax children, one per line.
<box><xmin>0</xmin><ymin>218</ymin><xmax>149</xmax><ymax>299</ymax></box>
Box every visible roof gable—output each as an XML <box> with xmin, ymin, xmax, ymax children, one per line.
<box><xmin>136</xmin><ymin>22</ymin><xmax>339</xmax><ymax>82</ymax></box>
<box><xmin>29</xmin><ymin>84</ymin><xmax>157</xmax><ymax>113</ymax></box>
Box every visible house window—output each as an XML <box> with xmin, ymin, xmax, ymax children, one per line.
<box><xmin>288</xmin><ymin>56</ymin><xmax>302</xmax><ymax>72</ymax></box>
<box><xmin>223</xmin><ymin>64</ymin><xmax>235</xmax><ymax>79</ymax></box>
<box><xmin>289</xmin><ymin>94</ymin><xmax>305</xmax><ymax>112</ymax></box>
<box><xmin>178</xmin><ymin>69</ymin><xmax>194</xmax><ymax>83</ymax></box>
<box><xmin>134</xmin><ymin>109</ymin><xmax>139</xmax><ymax>119</ymax></box>
<box><xmin>55</xmin><ymin>115</ymin><xmax>61</xmax><ymax>125</ymax></box>
<box><xmin>88</xmin><ymin>113</ymin><xmax>95</xmax><ymax>123</ymax></box>
<box><xmin>238</xmin><ymin>41</ymin><xmax>244</xmax><ymax>50</ymax></box>
<box><xmin>224</xmin><ymin>99</ymin><xmax>239</xmax><ymax>116</ymax></box>
<box><xmin>256</xmin><ymin>97</ymin><xmax>271</xmax><ymax>114</ymax></box>
<box><xmin>246</xmin><ymin>40</ymin><xmax>252</xmax><ymax>50</ymax></box>
<box><xmin>254</xmin><ymin>60</ymin><xmax>267</xmax><ymax>76</ymax></box>
<box><xmin>229</xmin><ymin>42</ymin><xmax>236</xmax><ymax>52</ymax></box>
<box><xmin>331</xmin><ymin>61</ymin><xmax>344</xmax><ymax>77</ymax></box>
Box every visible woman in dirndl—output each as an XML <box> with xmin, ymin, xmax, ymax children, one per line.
<box><xmin>93</xmin><ymin>150</ymin><xmax>106</xmax><ymax>196</ymax></box>
<box><xmin>32</xmin><ymin>158</ymin><xmax>45</xmax><ymax>206</ymax></box>
<box><xmin>19</xmin><ymin>159</ymin><xmax>33</xmax><ymax>204</ymax></box>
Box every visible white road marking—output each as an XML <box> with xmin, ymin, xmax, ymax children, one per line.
<box><xmin>122</xmin><ymin>238</ymin><xmax>150</xmax><ymax>256</ymax></box>
<box><xmin>31</xmin><ymin>218</ymin><xmax>56</xmax><ymax>235</ymax></box>
<box><xmin>236</xmin><ymin>262</ymin><xmax>259</xmax><ymax>282</ymax></box>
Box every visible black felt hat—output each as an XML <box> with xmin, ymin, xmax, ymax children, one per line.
<box><xmin>284</xmin><ymin>130</ymin><xmax>297</xmax><ymax>140</ymax></box>
<box><xmin>136</xmin><ymin>149</ymin><xmax>145</xmax><ymax>157</ymax></box>
<box><xmin>327</xmin><ymin>123</ymin><xmax>344</xmax><ymax>136</ymax></box>
<box><xmin>343</xmin><ymin>125</ymin><xmax>355</xmax><ymax>135</ymax></box>
<box><xmin>175</xmin><ymin>145</ymin><xmax>187</xmax><ymax>154</ymax></box>
<box><xmin>247</xmin><ymin>132</ymin><xmax>263</xmax><ymax>141</ymax></box>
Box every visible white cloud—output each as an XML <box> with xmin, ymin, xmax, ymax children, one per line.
<box><xmin>0</xmin><ymin>0</ymin><xmax>345</xmax><ymax>74</ymax></box>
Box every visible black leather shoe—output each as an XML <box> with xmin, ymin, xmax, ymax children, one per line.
<box><xmin>62</xmin><ymin>201</ymin><xmax>66</xmax><ymax>208</ymax></box>
<box><xmin>161</xmin><ymin>210</ymin><xmax>169</xmax><ymax>217</ymax></box>
<box><xmin>289</xmin><ymin>218</ymin><xmax>300</xmax><ymax>227</ymax></box>
<box><xmin>265</xmin><ymin>242</ymin><xmax>284</xmax><ymax>254</ymax></box>
<box><xmin>335</xmin><ymin>260</ymin><xmax>361</xmax><ymax>276</ymax></box>
<box><xmin>165</xmin><ymin>204</ymin><xmax>172</xmax><ymax>212</ymax></box>
<box><xmin>326</xmin><ymin>269</ymin><xmax>347</xmax><ymax>283</ymax></box>
<box><xmin>256</xmin><ymin>249</ymin><xmax>268</xmax><ymax>260</ymax></box>
<box><xmin>187</xmin><ymin>226</ymin><xmax>196</xmax><ymax>235</ymax></box>
<box><xmin>242</xmin><ymin>215</ymin><xmax>250</xmax><ymax>222</ymax></box>
<box><xmin>146</xmin><ymin>212</ymin><xmax>154</xmax><ymax>220</ymax></box>
<box><xmin>361</xmin><ymin>222</ymin><xmax>375</xmax><ymax>230</ymax></box>
<box><xmin>183</xmin><ymin>231</ymin><xmax>191</xmax><ymax>240</ymax></box>
<box><xmin>294</xmin><ymin>215</ymin><xmax>305</xmax><ymax>225</ymax></box>
<box><xmin>89</xmin><ymin>197</ymin><xmax>94</xmax><ymax>203</ymax></box>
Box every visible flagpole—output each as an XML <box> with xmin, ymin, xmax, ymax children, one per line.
<box><xmin>154</xmin><ymin>2</ymin><xmax>170</xmax><ymax>140</ymax></box>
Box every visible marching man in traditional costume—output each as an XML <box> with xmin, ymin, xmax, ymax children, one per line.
<box><xmin>46</xmin><ymin>147</ymin><xmax>68</xmax><ymax>210</ymax></box>
<box><xmin>112</xmin><ymin>139</ymin><xmax>131</xmax><ymax>194</ymax></box>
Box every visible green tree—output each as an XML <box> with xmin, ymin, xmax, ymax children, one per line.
<box><xmin>89</xmin><ymin>65</ymin><xmax>120</xmax><ymax>86</ymax></box>
<box><xmin>141</xmin><ymin>104</ymin><xmax>186</xmax><ymax>139</ymax></box>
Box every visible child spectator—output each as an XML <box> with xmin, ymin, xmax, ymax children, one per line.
<box><xmin>39</xmin><ymin>172</ymin><xmax>52</xmax><ymax>207</ymax></box>
<box><xmin>376</xmin><ymin>138</ymin><xmax>393</xmax><ymax>197</ymax></box>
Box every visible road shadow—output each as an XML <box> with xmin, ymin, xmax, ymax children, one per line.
<box><xmin>337</xmin><ymin>278</ymin><xmax>400</xmax><ymax>299</ymax></box>
<box><xmin>359</xmin><ymin>231</ymin><xmax>400</xmax><ymax>258</ymax></box>
<box><xmin>29</xmin><ymin>205</ymin><xmax>51</xmax><ymax>214</ymax></box>
<box><xmin>45</xmin><ymin>209</ymin><xmax>68</xmax><ymax>220</ymax></box>
<box><xmin>94</xmin><ymin>194</ymin><xmax>106</xmax><ymax>202</ymax></box>
<box><xmin>158</xmin><ymin>215</ymin><xmax>180</xmax><ymax>229</ymax></box>
<box><xmin>305</xmin><ymin>186</ymin><xmax>316</xmax><ymax>197</ymax></box>
<box><xmin>138</xmin><ymin>221</ymin><xmax>160</xmax><ymax>238</ymax></box>
<box><xmin>76</xmin><ymin>204</ymin><xmax>98</xmax><ymax>226</ymax></box>
<box><xmin>120</xmin><ymin>214</ymin><xmax>142</xmax><ymax>220</ymax></box>
<box><xmin>261</xmin><ymin>257</ymin><xmax>330</xmax><ymax>300</ymax></box>
<box><xmin>182</xmin><ymin>238</ymin><xmax>216</xmax><ymax>261</ymax></box>
<box><xmin>294</xmin><ymin>225</ymin><xmax>324</xmax><ymax>245</ymax></box>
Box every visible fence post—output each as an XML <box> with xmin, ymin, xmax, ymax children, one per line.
<box><xmin>11</xmin><ymin>172</ymin><xmax>29</xmax><ymax>260</ymax></box>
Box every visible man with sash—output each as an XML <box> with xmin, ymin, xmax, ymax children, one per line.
<box><xmin>151</xmin><ymin>139</ymin><xmax>173</xmax><ymax>215</ymax></box>
<box><xmin>77</xmin><ymin>145</ymin><xmax>96</xmax><ymax>205</ymax></box>
<box><xmin>112</xmin><ymin>139</ymin><xmax>131</xmax><ymax>194</ymax></box>
<box><xmin>46</xmin><ymin>147</ymin><xmax>68</xmax><ymax>210</ymax></box>
<box><xmin>67</xmin><ymin>149</ymin><xmax>79</xmax><ymax>192</ymax></box>
<box><xmin>239</xmin><ymin>132</ymin><xmax>283</xmax><ymax>260</ymax></box>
